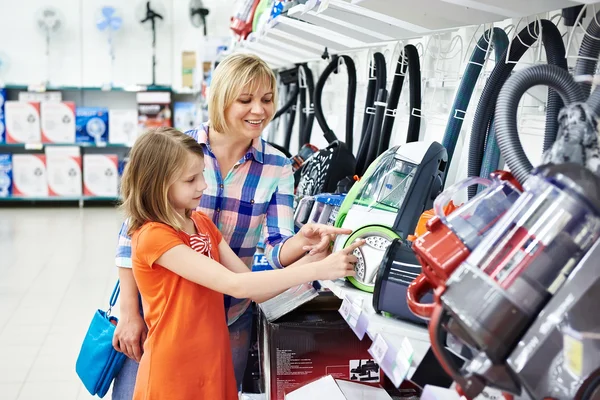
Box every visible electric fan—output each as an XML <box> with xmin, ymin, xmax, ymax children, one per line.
<box><xmin>96</xmin><ymin>6</ymin><xmax>123</xmax><ymax>87</ymax></box>
<box><xmin>190</xmin><ymin>0</ymin><xmax>209</xmax><ymax>36</ymax></box>
<box><xmin>137</xmin><ymin>1</ymin><xmax>166</xmax><ymax>86</ymax></box>
<box><xmin>35</xmin><ymin>6</ymin><xmax>63</xmax><ymax>85</ymax></box>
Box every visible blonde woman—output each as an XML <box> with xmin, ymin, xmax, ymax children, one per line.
<box><xmin>112</xmin><ymin>54</ymin><xmax>349</xmax><ymax>398</ymax></box>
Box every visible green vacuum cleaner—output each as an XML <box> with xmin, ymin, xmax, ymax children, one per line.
<box><xmin>332</xmin><ymin>141</ymin><xmax>447</xmax><ymax>292</ymax></box>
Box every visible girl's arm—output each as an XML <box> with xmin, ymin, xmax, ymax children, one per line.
<box><xmin>155</xmin><ymin>241</ymin><xmax>362</xmax><ymax>302</ymax></box>
<box><xmin>217</xmin><ymin>239</ymin><xmax>328</xmax><ymax>303</ymax></box>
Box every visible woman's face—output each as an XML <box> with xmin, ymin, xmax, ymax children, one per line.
<box><xmin>223</xmin><ymin>81</ymin><xmax>275</xmax><ymax>141</ymax></box>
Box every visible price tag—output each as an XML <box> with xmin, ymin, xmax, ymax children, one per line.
<box><xmin>339</xmin><ymin>296</ymin><xmax>361</xmax><ymax>327</ymax></box>
<box><xmin>96</xmin><ymin>142</ymin><xmax>107</xmax><ymax>148</ymax></box>
<box><xmin>24</xmin><ymin>143</ymin><xmax>43</xmax><ymax>150</ymax></box>
<box><xmin>317</xmin><ymin>0</ymin><xmax>330</xmax><ymax>13</ymax></box>
<box><xmin>370</xmin><ymin>334</ymin><xmax>388</xmax><ymax>364</ymax></box>
<box><xmin>391</xmin><ymin>338</ymin><xmax>415</xmax><ymax>384</ymax></box>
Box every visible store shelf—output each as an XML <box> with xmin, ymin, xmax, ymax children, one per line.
<box><xmin>318</xmin><ymin>279</ymin><xmax>431</xmax><ymax>388</ymax></box>
<box><xmin>0</xmin><ymin>142</ymin><xmax>130</xmax><ymax>149</ymax></box>
<box><xmin>0</xmin><ymin>196</ymin><xmax>120</xmax><ymax>202</ymax></box>
<box><xmin>1</xmin><ymin>84</ymin><xmax>185</xmax><ymax>93</ymax></box>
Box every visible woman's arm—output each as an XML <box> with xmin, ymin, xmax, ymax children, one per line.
<box><xmin>156</xmin><ymin>241</ymin><xmax>361</xmax><ymax>302</ymax></box>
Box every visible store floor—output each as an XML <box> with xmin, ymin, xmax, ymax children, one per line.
<box><xmin>0</xmin><ymin>207</ymin><xmax>124</xmax><ymax>400</ymax></box>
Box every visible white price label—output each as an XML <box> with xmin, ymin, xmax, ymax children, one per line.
<box><xmin>24</xmin><ymin>143</ymin><xmax>43</xmax><ymax>150</ymax></box>
<box><xmin>339</xmin><ymin>296</ymin><xmax>361</xmax><ymax>328</ymax></box>
<box><xmin>371</xmin><ymin>334</ymin><xmax>388</xmax><ymax>364</ymax></box>
<box><xmin>392</xmin><ymin>338</ymin><xmax>414</xmax><ymax>384</ymax></box>
<box><xmin>317</xmin><ymin>0</ymin><xmax>330</xmax><ymax>13</ymax></box>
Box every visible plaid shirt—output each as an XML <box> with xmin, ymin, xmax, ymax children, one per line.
<box><xmin>115</xmin><ymin>124</ymin><xmax>295</xmax><ymax>325</ymax></box>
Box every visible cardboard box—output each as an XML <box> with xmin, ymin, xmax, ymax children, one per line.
<box><xmin>5</xmin><ymin>101</ymin><xmax>41</xmax><ymax>144</ymax></box>
<box><xmin>174</xmin><ymin>102</ymin><xmax>197</xmax><ymax>132</ymax></box>
<box><xmin>182</xmin><ymin>51</ymin><xmax>196</xmax><ymax>89</ymax></box>
<box><xmin>12</xmin><ymin>154</ymin><xmax>48</xmax><ymax>197</ymax></box>
<box><xmin>41</xmin><ymin>101</ymin><xmax>76</xmax><ymax>143</ymax></box>
<box><xmin>109</xmin><ymin>109</ymin><xmax>138</xmax><ymax>145</ymax></box>
<box><xmin>285</xmin><ymin>375</ymin><xmax>392</xmax><ymax>400</ymax></box>
<box><xmin>45</xmin><ymin>146</ymin><xmax>82</xmax><ymax>196</ymax></box>
<box><xmin>0</xmin><ymin>154</ymin><xmax>12</xmax><ymax>197</ymax></box>
<box><xmin>0</xmin><ymin>88</ymin><xmax>6</xmax><ymax>143</ymax></box>
<box><xmin>83</xmin><ymin>154</ymin><xmax>118</xmax><ymax>197</ymax></box>
<box><xmin>260</xmin><ymin>298</ymin><xmax>383</xmax><ymax>400</ymax></box>
<box><xmin>137</xmin><ymin>92</ymin><xmax>172</xmax><ymax>132</ymax></box>
<box><xmin>76</xmin><ymin>107</ymin><xmax>109</xmax><ymax>144</ymax></box>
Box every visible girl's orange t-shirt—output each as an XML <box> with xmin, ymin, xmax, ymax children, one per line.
<box><xmin>131</xmin><ymin>211</ymin><xmax>238</xmax><ymax>400</ymax></box>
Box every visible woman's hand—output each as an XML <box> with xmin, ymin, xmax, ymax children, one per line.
<box><xmin>112</xmin><ymin>313</ymin><xmax>148</xmax><ymax>362</ymax></box>
<box><xmin>299</xmin><ymin>223</ymin><xmax>353</xmax><ymax>255</ymax></box>
<box><xmin>315</xmin><ymin>239</ymin><xmax>364</xmax><ymax>280</ymax></box>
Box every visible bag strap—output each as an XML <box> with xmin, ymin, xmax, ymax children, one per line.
<box><xmin>107</xmin><ymin>280</ymin><xmax>120</xmax><ymax>317</ymax></box>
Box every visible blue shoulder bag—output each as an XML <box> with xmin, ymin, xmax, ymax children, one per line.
<box><xmin>76</xmin><ymin>281</ymin><xmax>127</xmax><ymax>398</ymax></box>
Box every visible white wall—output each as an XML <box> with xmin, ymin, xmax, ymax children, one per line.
<box><xmin>0</xmin><ymin>0</ymin><xmax>234</xmax><ymax>89</ymax></box>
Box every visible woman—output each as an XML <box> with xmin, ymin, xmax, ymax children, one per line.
<box><xmin>111</xmin><ymin>53</ymin><xmax>342</xmax><ymax>399</ymax></box>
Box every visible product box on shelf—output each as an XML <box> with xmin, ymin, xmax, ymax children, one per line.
<box><xmin>174</xmin><ymin>102</ymin><xmax>198</xmax><ymax>132</ymax></box>
<box><xmin>76</xmin><ymin>107</ymin><xmax>109</xmax><ymax>144</ymax></box>
<box><xmin>41</xmin><ymin>102</ymin><xmax>76</xmax><ymax>143</ymax></box>
<box><xmin>259</xmin><ymin>296</ymin><xmax>383</xmax><ymax>400</ymax></box>
<box><xmin>285</xmin><ymin>375</ymin><xmax>392</xmax><ymax>400</ymax></box>
<box><xmin>137</xmin><ymin>92</ymin><xmax>172</xmax><ymax>132</ymax></box>
<box><xmin>45</xmin><ymin>146</ymin><xmax>82</xmax><ymax>197</ymax></box>
<box><xmin>109</xmin><ymin>109</ymin><xmax>138</xmax><ymax>145</ymax></box>
<box><xmin>11</xmin><ymin>154</ymin><xmax>48</xmax><ymax>197</ymax></box>
<box><xmin>5</xmin><ymin>101</ymin><xmax>41</xmax><ymax>144</ymax></box>
<box><xmin>0</xmin><ymin>88</ymin><xmax>6</xmax><ymax>143</ymax></box>
<box><xmin>83</xmin><ymin>154</ymin><xmax>118</xmax><ymax>197</ymax></box>
<box><xmin>0</xmin><ymin>154</ymin><xmax>12</xmax><ymax>197</ymax></box>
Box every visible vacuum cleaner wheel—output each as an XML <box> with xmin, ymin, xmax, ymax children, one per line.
<box><xmin>344</xmin><ymin>225</ymin><xmax>400</xmax><ymax>292</ymax></box>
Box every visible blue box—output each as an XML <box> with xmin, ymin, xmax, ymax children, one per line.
<box><xmin>0</xmin><ymin>88</ymin><xmax>6</xmax><ymax>143</ymax></box>
<box><xmin>174</xmin><ymin>102</ymin><xmax>197</xmax><ymax>132</ymax></box>
<box><xmin>76</xmin><ymin>107</ymin><xmax>109</xmax><ymax>144</ymax></box>
<box><xmin>0</xmin><ymin>154</ymin><xmax>12</xmax><ymax>197</ymax></box>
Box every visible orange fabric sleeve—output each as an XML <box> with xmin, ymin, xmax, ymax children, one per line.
<box><xmin>133</xmin><ymin>223</ymin><xmax>185</xmax><ymax>267</ymax></box>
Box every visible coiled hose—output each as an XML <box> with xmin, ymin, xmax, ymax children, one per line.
<box><xmin>495</xmin><ymin>64</ymin><xmax>586</xmax><ymax>184</ymax></box>
<box><xmin>574</xmin><ymin>9</ymin><xmax>600</xmax><ymax>98</ymax></box>
<box><xmin>364</xmin><ymin>52</ymin><xmax>388</xmax><ymax>174</ymax></box>
<box><xmin>442</xmin><ymin>28</ymin><xmax>509</xmax><ymax>168</ymax></box>
<box><xmin>467</xmin><ymin>19</ymin><xmax>567</xmax><ymax>199</ymax></box>
<box><xmin>298</xmin><ymin>64</ymin><xmax>316</xmax><ymax>148</ymax></box>
<box><xmin>356</xmin><ymin>52</ymin><xmax>387</xmax><ymax>176</ymax></box>
<box><xmin>405</xmin><ymin>45</ymin><xmax>422</xmax><ymax>144</ymax></box>
<box><xmin>313</xmin><ymin>55</ymin><xmax>357</xmax><ymax>146</ymax></box>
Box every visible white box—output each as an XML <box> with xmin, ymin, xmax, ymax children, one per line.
<box><xmin>109</xmin><ymin>109</ymin><xmax>138</xmax><ymax>145</ymax></box>
<box><xmin>5</xmin><ymin>101</ymin><xmax>41</xmax><ymax>144</ymax></box>
<box><xmin>45</xmin><ymin>146</ymin><xmax>82</xmax><ymax>197</ymax></box>
<box><xmin>285</xmin><ymin>375</ymin><xmax>392</xmax><ymax>400</ymax></box>
<box><xmin>12</xmin><ymin>154</ymin><xmax>48</xmax><ymax>197</ymax></box>
<box><xmin>83</xmin><ymin>154</ymin><xmax>119</xmax><ymax>197</ymax></box>
<box><xmin>41</xmin><ymin>102</ymin><xmax>76</xmax><ymax>143</ymax></box>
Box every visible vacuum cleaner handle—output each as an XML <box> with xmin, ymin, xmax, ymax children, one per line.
<box><xmin>407</xmin><ymin>273</ymin><xmax>436</xmax><ymax>318</ymax></box>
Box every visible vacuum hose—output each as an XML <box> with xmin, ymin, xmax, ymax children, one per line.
<box><xmin>405</xmin><ymin>44</ymin><xmax>422</xmax><ymax>144</ymax></box>
<box><xmin>468</xmin><ymin>20</ymin><xmax>567</xmax><ymax>198</ymax></box>
<box><xmin>314</xmin><ymin>55</ymin><xmax>357</xmax><ymax>147</ymax></box>
<box><xmin>298</xmin><ymin>64</ymin><xmax>316</xmax><ymax>148</ymax></box>
<box><xmin>574</xmin><ymin>10</ymin><xmax>600</xmax><ymax>98</ymax></box>
<box><xmin>495</xmin><ymin>64</ymin><xmax>586</xmax><ymax>183</ymax></box>
<box><xmin>442</xmin><ymin>28</ymin><xmax>508</xmax><ymax>167</ymax></box>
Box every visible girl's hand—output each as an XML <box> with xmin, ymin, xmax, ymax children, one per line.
<box><xmin>299</xmin><ymin>223</ymin><xmax>353</xmax><ymax>255</ymax></box>
<box><xmin>317</xmin><ymin>239</ymin><xmax>365</xmax><ymax>280</ymax></box>
<box><xmin>112</xmin><ymin>313</ymin><xmax>148</xmax><ymax>362</ymax></box>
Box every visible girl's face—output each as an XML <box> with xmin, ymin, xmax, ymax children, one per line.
<box><xmin>169</xmin><ymin>153</ymin><xmax>207</xmax><ymax>215</ymax></box>
<box><xmin>223</xmin><ymin>81</ymin><xmax>274</xmax><ymax>141</ymax></box>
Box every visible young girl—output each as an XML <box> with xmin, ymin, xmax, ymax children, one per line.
<box><xmin>120</xmin><ymin>127</ymin><xmax>362</xmax><ymax>399</ymax></box>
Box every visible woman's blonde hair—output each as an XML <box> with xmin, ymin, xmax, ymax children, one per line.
<box><xmin>208</xmin><ymin>53</ymin><xmax>278</xmax><ymax>133</ymax></box>
<box><xmin>120</xmin><ymin>127</ymin><xmax>204</xmax><ymax>236</ymax></box>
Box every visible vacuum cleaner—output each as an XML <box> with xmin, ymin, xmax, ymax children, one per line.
<box><xmin>429</xmin><ymin>163</ymin><xmax>600</xmax><ymax>400</ymax></box>
<box><xmin>407</xmin><ymin>171</ymin><xmax>522</xmax><ymax>320</ymax></box>
<box><xmin>331</xmin><ymin>141</ymin><xmax>447</xmax><ymax>293</ymax></box>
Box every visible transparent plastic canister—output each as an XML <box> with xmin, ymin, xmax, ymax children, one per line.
<box><xmin>433</xmin><ymin>172</ymin><xmax>522</xmax><ymax>250</ymax></box>
<box><xmin>462</xmin><ymin>164</ymin><xmax>600</xmax><ymax>316</ymax></box>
